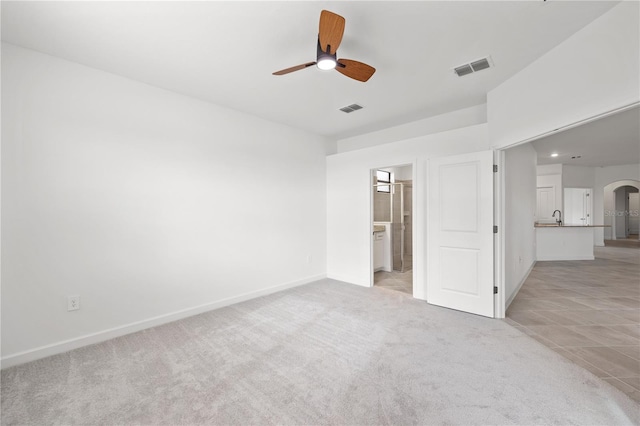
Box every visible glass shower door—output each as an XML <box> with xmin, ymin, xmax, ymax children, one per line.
<box><xmin>391</xmin><ymin>182</ymin><xmax>411</xmax><ymax>273</ymax></box>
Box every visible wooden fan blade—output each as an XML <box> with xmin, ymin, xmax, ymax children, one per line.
<box><xmin>319</xmin><ymin>10</ymin><xmax>345</xmax><ymax>55</ymax></box>
<box><xmin>272</xmin><ymin>62</ymin><xmax>316</xmax><ymax>76</ymax></box>
<box><xmin>336</xmin><ymin>59</ymin><xmax>376</xmax><ymax>82</ymax></box>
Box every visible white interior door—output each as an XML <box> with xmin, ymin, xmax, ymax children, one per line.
<box><xmin>427</xmin><ymin>150</ymin><xmax>494</xmax><ymax>318</ymax></box>
<box><xmin>564</xmin><ymin>188</ymin><xmax>592</xmax><ymax>225</ymax></box>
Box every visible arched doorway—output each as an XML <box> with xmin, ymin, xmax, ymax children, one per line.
<box><xmin>604</xmin><ymin>180</ymin><xmax>640</xmax><ymax>242</ymax></box>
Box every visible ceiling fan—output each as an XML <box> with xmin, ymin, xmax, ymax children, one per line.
<box><xmin>272</xmin><ymin>10</ymin><xmax>376</xmax><ymax>82</ymax></box>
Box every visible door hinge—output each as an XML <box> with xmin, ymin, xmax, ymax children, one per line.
<box><xmin>493</xmin><ymin>225</ymin><xmax>498</xmax><ymax>233</ymax></box>
<box><xmin>493</xmin><ymin>165</ymin><xmax>498</xmax><ymax>173</ymax></box>
<box><xmin>494</xmin><ymin>286</ymin><xmax>498</xmax><ymax>294</ymax></box>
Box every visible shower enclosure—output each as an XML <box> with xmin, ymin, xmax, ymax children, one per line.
<box><xmin>373</xmin><ymin>180</ymin><xmax>413</xmax><ymax>273</ymax></box>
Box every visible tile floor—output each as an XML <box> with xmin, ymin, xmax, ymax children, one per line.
<box><xmin>374</xmin><ymin>268</ymin><xmax>413</xmax><ymax>294</ymax></box>
<box><xmin>506</xmin><ymin>245</ymin><xmax>640</xmax><ymax>403</ymax></box>
<box><xmin>605</xmin><ymin>235</ymin><xmax>640</xmax><ymax>249</ymax></box>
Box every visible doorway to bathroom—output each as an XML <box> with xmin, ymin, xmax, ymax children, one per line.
<box><xmin>372</xmin><ymin>164</ymin><xmax>413</xmax><ymax>295</ymax></box>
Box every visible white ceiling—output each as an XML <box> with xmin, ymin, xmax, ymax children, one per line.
<box><xmin>531</xmin><ymin>107</ymin><xmax>640</xmax><ymax>168</ymax></box>
<box><xmin>1</xmin><ymin>1</ymin><xmax>619</xmax><ymax>139</ymax></box>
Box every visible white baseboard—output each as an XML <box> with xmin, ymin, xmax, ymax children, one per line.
<box><xmin>536</xmin><ymin>255</ymin><xmax>594</xmax><ymax>261</ymax></box>
<box><xmin>1</xmin><ymin>274</ymin><xmax>326</xmax><ymax>369</ymax></box>
<box><xmin>506</xmin><ymin>261</ymin><xmax>536</xmax><ymax>309</ymax></box>
<box><xmin>326</xmin><ymin>274</ymin><xmax>368</xmax><ymax>287</ymax></box>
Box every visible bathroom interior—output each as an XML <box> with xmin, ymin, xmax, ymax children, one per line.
<box><xmin>372</xmin><ymin>164</ymin><xmax>413</xmax><ymax>294</ymax></box>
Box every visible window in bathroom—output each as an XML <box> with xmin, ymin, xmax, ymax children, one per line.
<box><xmin>376</xmin><ymin>170</ymin><xmax>391</xmax><ymax>193</ymax></box>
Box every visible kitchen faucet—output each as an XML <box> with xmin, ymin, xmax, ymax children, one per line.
<box><xmin>552</xmin><ymin>210</ymin><xmax>562</xmax><ymax>225</ymax></box>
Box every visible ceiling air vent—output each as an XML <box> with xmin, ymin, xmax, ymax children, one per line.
<box><xmin>470</xmin><ymin>58</ymin><xmax>490</xmax><ymax>72</ymax></box>
<box><xmin>454</xmin><ymin>57</ymin><xmax>492</xmax><ymax>77</ymax></box>
<box><xmin>340</xmin><ymin>103</ymin><xmax>363</xmax><ymax>113</ymax></box>
<box><xmin>454</xmin><ymin>64</ymin><xmax>473</xmax><ymax>77</ymax></box>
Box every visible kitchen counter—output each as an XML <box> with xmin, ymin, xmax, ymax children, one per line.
<box><xmin>535</xmin><ymin>225</ymin><xmax>605</xmax><ymax>261</ymax></box>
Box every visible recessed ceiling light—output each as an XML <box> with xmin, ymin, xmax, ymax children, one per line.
<box><xmin>551</xmin><ymin>153</ymin><xmax>559</xmax><ymax>157</ymax></box>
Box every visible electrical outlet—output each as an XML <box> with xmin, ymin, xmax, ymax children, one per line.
<box><xmin>67</xmin><ymin>295</ymin><xmax>80</xmax><ymax>311</ymax></box>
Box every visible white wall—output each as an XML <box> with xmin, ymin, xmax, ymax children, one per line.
<box><xmin>337</xmin><ymin>104</ymin><xmax>487</xmax><ymax>153</ymax></box>
<box><xmin>537</xmin><ymin>164</ymin><xmax>563</xmax><ymax>176</ymax></box>
<box><xmin>563</xmin><ymin>165</ymin><xmax>595</xmax><ymax>189</ymax></box>
<box><xmin>504</xmin><ymin>144</ymin><xmax>537</xmax><ymax>307</ymax></box>
<box><xmin>595</xmin><ymin>164</ymin><xmax>640</xmax><ymax>244</ymax></box>
<box><xmin>1</xmin><ymin>44</ymin><xmax>328</xmax><ymax>364</ymax></box>
<box><xmin>488</xmin><ymin>2</ymin><xmax>639</xmax><ymax>148</ymax></box>
<box><xmin>327</xmin><ymin>123</ymin><xmax>490</xmax><ymax>299</ymax></box>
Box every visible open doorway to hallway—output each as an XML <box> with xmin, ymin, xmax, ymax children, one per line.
<box><xmin>502</xmin><ymin>104</ymin><xmax>640</xmax><ymax>403</ymax></box>
<box><xmin>371</xmin><ymin>164</ymin><xmax>413</xmax><ymax>295</ymax></box>
<box><xmin>606</xmin><ymin>183</ymin><xmax>640</xmax><ymax>246</ymax></box>
<box><xmin>505</xmin><ymin>243</ymin><xmax>640</xmax><ymax>403</ymax></box>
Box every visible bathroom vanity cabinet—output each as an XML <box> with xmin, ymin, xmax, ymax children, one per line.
<box><xmin>373</xmin><ymin>223</ymin><xmax>391</xmax><ymax>272</ymax></box>
<box><xmin>374</xmin><ymin>231</ymin><xmax>384</xmax><ymax>271</ymax></box>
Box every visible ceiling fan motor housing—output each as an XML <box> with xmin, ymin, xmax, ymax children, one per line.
<box><xmin>316</xmin><ymin>38</ymin><xmax>338</xmax><ymax>70</ymax></box>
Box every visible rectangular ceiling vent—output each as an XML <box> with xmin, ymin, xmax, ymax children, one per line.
<box><xmin>340</xmin><ymin>103</ymin><xmax>363</xmax><ymax>113</ymax></box>
<box><xmin>454</xmin><ymin>57</ymin><xmax>492</xmax><ymax>77</ymax></box>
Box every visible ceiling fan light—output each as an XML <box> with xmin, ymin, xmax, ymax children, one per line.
<box><xmin>317</xmin><ymin>58</ymin><xmax>336</xmax><ymax>70</ymax></box>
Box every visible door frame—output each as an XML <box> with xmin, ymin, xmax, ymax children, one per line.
<box><xmin>369</xmin><ymin>156</ymin><xmax>500</xmax><ymax>315</ymax></box>
<box><xmin>369</xmin><ymin>162</ymin><xmax>417</xmax><ymax>296</ymax></box>
<box><xmin>494</xmin><ymin>103</ymin><xmax>640</xmax><ymax>318</ymax></box>
<box><xmin>605</xmin><ymin>180</ymin><xmax>640</xmax><ymax>241</ymax></box>
<box><xmin>495</xmin><ymin>151</ymin><xmax>506</xmax><ymax>318</ymax></box>
<box><xmin>629</xmin><ymin>192</ymin><xmax>640</xmax><ymax>235</ymax></box>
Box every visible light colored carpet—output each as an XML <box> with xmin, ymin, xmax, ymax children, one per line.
<box><xmin>2</xmin><ymin>279</ymin><xmax>639</xmax><ymax>425</ymax></box>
